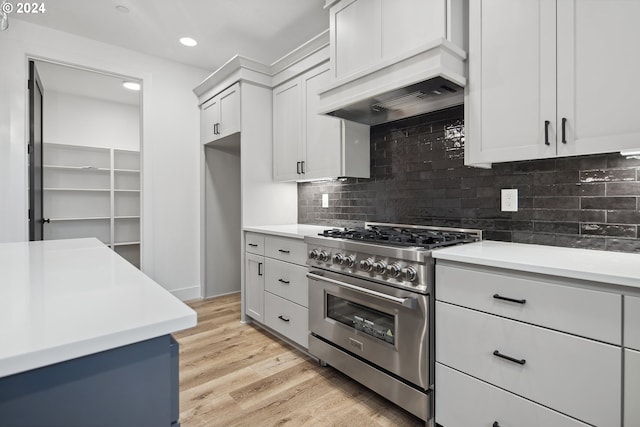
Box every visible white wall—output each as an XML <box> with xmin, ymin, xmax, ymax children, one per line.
<box><xmin>0</xmin><ymin>19</ymin><xmax>210</xmax><ymax>299</ymax></box>
<box><xmin>44</xmin><ymin>91</ymin><xmax>140</xmax><ymax>150</ymax></box>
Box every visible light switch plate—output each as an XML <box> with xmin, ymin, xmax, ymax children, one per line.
<box><xmin>501</xmin><ymin>189</ymin><xmax>518</xmax><ymax>212</ymax></box>
<box><xmin>322</xmin><ymin>193</ymin><xmax>329</xmax><ymax>208</ymax></box>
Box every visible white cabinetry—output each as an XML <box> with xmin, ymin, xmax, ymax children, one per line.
<box><xmin>201</xmin><ymin>83</ymin><xmax>240</xmax><ymax>144</ymax></box>
<box><xmin>437</xmin><ymin>364</ymin><xmax>589</xmax><ymax>427</ymax></box>
<box><xmin>466</xmin><ymin>0</ymin><xmax>640</xmax><ymax>165</ymax></box>
<box><xmin>244</xmin><ymin>231</ymin><xmax>309</xmax><ymax>349</ymax></box>
<box><xmin>328</xmin><ymin>0</ymin><xmax>464</xmax><ymax>80</ymax></box>
<box><xmin>273</xmin><ymin>61</ymin><xmax>369</xmax><ymax>182</ymax></box>
<box><xmin>625</xmin><ymin>295</ymin><xmax>640</xmax><ymax>427</ymax></box>
<box><xmin>43</xmin><ymin>143</ymin><xmax>140</xmax><ymax>267</ymax></box>
<box><xmin>245</xmin><ymin>235</ymin><xmax>265</xmax><ymax>322</ymax></box>
<box><xmin>435</xmin><ymin>261</ymin><xmax>622</xmax><ymax>427</ymax></box>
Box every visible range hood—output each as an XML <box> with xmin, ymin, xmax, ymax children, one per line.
<box><xmin>318</xmin><ymin>39</ymin><xmax>467</xmax><ymax>126</ymax></box>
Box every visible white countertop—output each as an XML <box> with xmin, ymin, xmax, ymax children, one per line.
<box><xmin>433</xmin><ymin>240</ymin><xmax>640</xmax><ymax>289</ymax></box>
<box><xmin>0</xmin><ymin>238</ymin><xmax>197</xmax><ymax>378</ymax></box>
<box><xmin>244</xmin><ymin>224</ymin><xmax>330</xmax><ymax>239</ymax></box>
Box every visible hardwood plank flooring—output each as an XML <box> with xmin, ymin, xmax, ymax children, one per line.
<box><xmin>173</xmin><ymin>293</ymin><xmax>424</xmax><ymax>427</ymax></box>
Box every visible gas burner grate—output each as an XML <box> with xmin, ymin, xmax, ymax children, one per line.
<box><xmin>319</xmin><ymin>225</ymin><xmax>479</xmax><ymax>249</ymax></box>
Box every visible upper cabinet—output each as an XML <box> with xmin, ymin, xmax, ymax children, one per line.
<box><xmin>201</xmin><ymin>83</ymin><xmax>241</xmax><ymax>144</ymax></box>
<box><xmin>330</xmin><ymin>0</ymin><xmax>457</xmax><ymax>80</ymax></box>
<box><xmin>273</xmin><ymin>61</ymin><xmax>370</xmax><ymax>182</ymax></box>
<box><xmin>319</xmin><ymin>0</ymin><xmax>468</xmax><ymax>125</ymax></box>
<box><xmin>465</xmin><ymin>0</ymin><xmax>640</xmax><ymax>165</ymax></box>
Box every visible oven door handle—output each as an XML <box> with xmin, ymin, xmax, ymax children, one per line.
<box><xmin>307</xmin><ymin>272</ymin><xmax>417</xmax><ymax>309</ymax></box>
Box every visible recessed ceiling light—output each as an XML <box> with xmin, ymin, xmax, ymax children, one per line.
<box><xmin>122</xmin><ymin>81</ymin><xmax>141</xmax><ymax>91</ymax></box>
<box><xmin>115</xmin><ymin>5</ymin><xmax>129</xmax><ymax>13</ymax></box>
<box><xmin>179</xmin><ymin>37</ymin><xmax>198</xmax><ymax>47</ymax></box>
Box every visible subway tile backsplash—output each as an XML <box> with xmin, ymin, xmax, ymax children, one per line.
<box><xmin>298</xmin><ymin>105</ymin><xmax>640</xmax><ymax>253</ymax></box>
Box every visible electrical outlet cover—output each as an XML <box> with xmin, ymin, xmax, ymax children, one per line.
<box><xmin>501</xmin><ymin>189</ymin><xmax>518</xmax><ymax>212</ymax></box>
<box><xmin>322</xmin><ymin>193</ymin><xmax>329</xmax><ymax>208</ymax></box>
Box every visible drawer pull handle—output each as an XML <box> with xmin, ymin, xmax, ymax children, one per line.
<box><xmin>278</xmin><ymin>279</ymin><xmax>290</xmax><ymax>284</ymax></box>
<box><xmin>493</xmin><ymin>350</ymin><xmax>526</xmax><ymax>365</ymax></box>
<box><xmin>278</xmin><ymin>249</ymin><xmax>290</xmax><ymax>254</ymax></box>
<box><xmin>493</xmin><ymin>294</ymin><xmax>526</xmax><ymax>305</ymax></box>
<box><xmin>258</xmin><ymin>262</ymin><xmax>263</xmax><ymax>276</ymax></box>
<box><xmin>278</xmin><ymin>315</ymin><xmax>290</xmax><ymax>322</ymax></box>
<box><xmin>248</xmin><ymin>243</ymin><xmax>258</xmax><ymax>247</ymax></box>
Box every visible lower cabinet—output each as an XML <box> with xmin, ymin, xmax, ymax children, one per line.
<box><xmin>244</xmin><ymin>232</ymin><xmax>309</xmax><ymax>349</ymax></box>
<box><xmin>625</xmin><ymin>348</ymin><xmax>640</xmax><ymax>427</ymax></box>
<box><xmin>0</xmin><ymin>335</ymin><xmax>178</xmax><ymax>427</ymax></box>
<box><xmin>245</xmin><ymin>252</ymin><xmax>265</xmax><ymax>322</ymax></box>
<box><xmin>436</xmin><ymin>363</ymin><xmax>589</xmax><ymax>427</ymax></box>
<box><xmin>264</xmin><ymin>292</ymin><xmax>308</xmax><ymax>348</ymax></box>
<box><xmin>435</xmin><ymin>261</ymin><xmax>623</xmax><ymax>427</ymax></box>
<box><xmin>436</xmin><ymin>301</ymin><xmax>620</xmax><ymax>427</ymax></box>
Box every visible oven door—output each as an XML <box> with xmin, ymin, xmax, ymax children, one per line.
<box><xmin>308</xmin><ymin>269</ymin><xmax>429</xmax><ymax>390</ymax></box>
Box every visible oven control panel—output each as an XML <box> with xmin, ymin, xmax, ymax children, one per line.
<box><xmin>307</xmin><ymin>245</ymin><xmax>431</xmax><ymax>293</ymax></box>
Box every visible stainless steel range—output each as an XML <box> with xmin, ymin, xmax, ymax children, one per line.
<box><xmin>305</xmin><ymin>222</ymin><xmax>482</xmax><ymax>424</ymax></box>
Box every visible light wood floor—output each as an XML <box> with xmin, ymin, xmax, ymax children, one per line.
<box><xmin>173</xmin><ymin>293</ymin><xmax>424</xmax><ymax>427</ymax></box>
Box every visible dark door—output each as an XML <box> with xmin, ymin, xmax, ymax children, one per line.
<box><xmin>28</xmin><ymin>60</ymin><xmax>45</xmax><ymax>241</ymax></box>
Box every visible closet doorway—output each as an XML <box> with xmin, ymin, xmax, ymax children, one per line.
<box><xmin>28</xmin><ymin>60</ymin><xmax>143</xmax><ymax>268</ymax></box>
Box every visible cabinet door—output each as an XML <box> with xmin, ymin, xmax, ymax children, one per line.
<box><xmin>245</xmin><ymin>253</ymin><xmax>265</xmax><ymax>322</ymax></box>
<box><xmin>330</xmin><ymin>0</ymin><xmax>380</xmax><ymax>80</ymax></box>
<box><xmin>557</xmin><ymin>0</ymin><xmax>640</xmax><ymax>157</ymax></box>
<box><xmin>218</xmin><ymin>83</ymin><xmax>241</xmax><ymax>139</ymax></box>
<box><xmin>466</xmin><ymin>0</ymin><xmax>557</xmax><ymax>164</ymax></box>
<box><xmin>625</xmin><ymin>295</ymin><xmax>640</xmax><ymax>351</ymax></box>
<box><xmin>302</xmin><ymin>64</ymin><xmax>343</xmax><ymax>180</ymax></box>
<box><xmin>380</xmin><ymin>0</ymin><xmax>446</xmax><ymax>59</ymax></box>
<box><xmin>626</xmin><ymin>348</ymin><xmax>640</xmax><ymax>427</ymax></box>
<box><xmin>273</xmin><ymin>78</ymin><xmax>302</xmax><ymax>182</ymax></box>
<box><xmin>200</xmin><ymin>96</ymin><xmax>219</xmax><ymax>144</ymax></box>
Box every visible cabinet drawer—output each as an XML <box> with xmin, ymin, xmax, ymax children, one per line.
<box><xmin>436</xmin><ymin>363</ymin><xmax>589</xmax><ymax>427</ymax></box>
<box><xmin>625</xmin><ymin>348</ymin><xmax>640</xmax><ymax>427</ymax></box>
<box><xmin>625</xmin><ymin>295</ymin><xmax>640</xmax><ymax>351</ymax></box>
<box><xmin>245</xmin><ymin>233</ymin><xmax>265</xmax><ymax>255</ymax></box>
<box><xmin>436</xmin><ymin>302</ymin><xmax>621</xmax><ymax>427</ymax></box>
<box><xmin>265</xmin><ymin>258</ymin><xmax>308</xmax><ymax>307</ymax></box>
<box><xmin>265</xmin><ymin>236</ymin><xmax>306</xmax><ymax>265</ymax></box>
<box><xmin>436</xmin><ymin>263</ymin><xmax>621</xmax><ymax>344</ymax></box>
<box><xmin>264</xmin><ymin>292</ymin><xmax>308</xmax><ymax>348</ymax></box>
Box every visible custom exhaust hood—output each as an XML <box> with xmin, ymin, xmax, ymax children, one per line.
<box><xmin>317</xmin><ymin>38</ymin><xmax>467</xmax><ymax>126</ymax></box>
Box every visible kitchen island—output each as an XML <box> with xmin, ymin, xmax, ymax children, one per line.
<box><xmin>0</xmin><ymin>238</ymin><xmax>197</xmax><ymax>427</ymax></box>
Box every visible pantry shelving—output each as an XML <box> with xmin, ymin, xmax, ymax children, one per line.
<box><xmin>43</xmin><ymin>143</ymin><xmax>141</xmax><ymax>268</ymax></box>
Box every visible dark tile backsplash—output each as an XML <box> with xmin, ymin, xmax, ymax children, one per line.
<box><xmin>297</xmin><ymin>105</ymin><xmax>640</xmax><ymax>253</ymax></box>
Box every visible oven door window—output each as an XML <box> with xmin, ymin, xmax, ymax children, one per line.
<box><xmin>326</xmin><ymin>294</ymin><xmax>395</xmax><ymax>345</ymax></box>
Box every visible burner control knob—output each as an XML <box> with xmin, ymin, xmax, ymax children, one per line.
<box><xmin>319</xmin><ymin>250</ymin><xmax>330</xmax><ymax>262</ymax></box>
<box><xmin>360</xmin><ymin>258</ymin><xmax>374</xmax><ymax>272</ymax></box>
<box><xmin>402</xmin><ymin>266</ymin><xmax>418</xmax><ymax>282</ymax></box>
<box><xmin>373</xmin><ymin>261</ymin><xmax>387</xmax><ymax>274</ymax></box>
<box><xmin>333</xmin><ymin>253</ymin><xmax>345</xmax><ymax>265</ymax></box>
<box><xmin>344</xmin><ymin>255</ymin><xmax>356</xmax><ymax>268</ymax></box>
<box><xmin>309</xmin><ymin>249</ymin><xmax>320</xmax><ymax>260</ymax></box>
<box><xmin>387</xmin><ymin>263</ymin><xmax>402</xmax><ymax>278</ymax></box>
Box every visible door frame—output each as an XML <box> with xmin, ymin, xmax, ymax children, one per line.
<box><xmin>25</xmin><ymin>56</ymin><xmax>145</xmax><ymax>261</ymax></box>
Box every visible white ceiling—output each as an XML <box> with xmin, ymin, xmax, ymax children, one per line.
<box><xmin>12</xmin><ymin>0</ymin><xmax>330</xmax><ymax>72</ymax></box>
<box><xmin>34</xmin><ymin>60</ymin><xmax>141</xmax><ymax>106</ymax></box>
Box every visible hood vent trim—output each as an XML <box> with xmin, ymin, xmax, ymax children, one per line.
<box><xmin>318</xmin><ymin>40</ymin><xmax>467</xmax><ymax>126</ymax></box>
